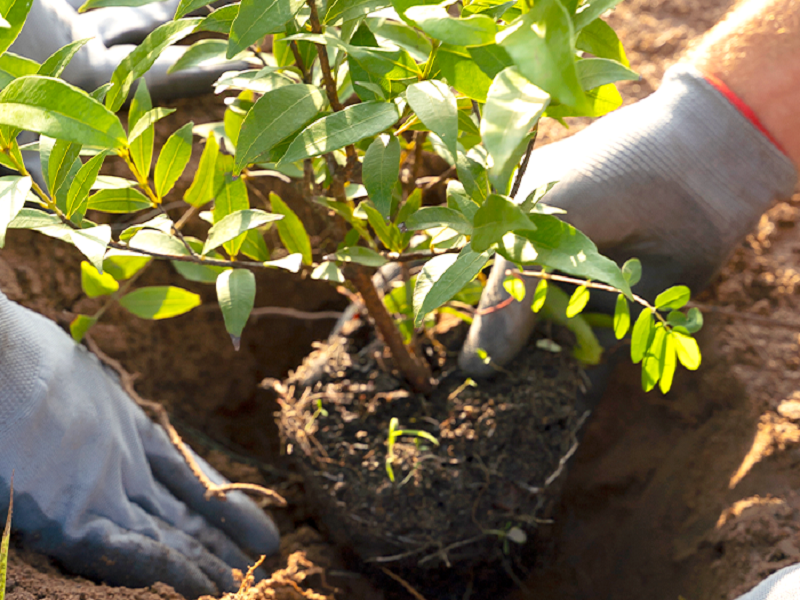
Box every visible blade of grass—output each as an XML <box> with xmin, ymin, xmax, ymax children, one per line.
<box><xmin>0</xmin><ymin>471</ymin><xmax>14</xmax><ymax>600</ymax></box>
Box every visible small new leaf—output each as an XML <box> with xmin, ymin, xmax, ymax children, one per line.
<box><xmin>654</xmin><ymin>285</ymin><xmax>691</xmax><ymax>310</ymax></box>
<box><xmin>630</xmin><ymin>307</ymin><xmax>653</xmax><ymax>364</ymax></box>
<box><xmin>566</xmin><ymin>285</ymin><xmax>589</xmax><ymax>318</ymax></box>
<box><xmin>503</xmin><ymin>275</ymin><xmax>525</xmax><ymax>302</ymax></box>
<box><xmin>531</xmin><ymin>278</ymin><xmax>547</xmax><ymax>313</ymax></box>
<box><xmin>613</xmin><ymin>293</ymin><xmax>630</xmax><ymax>339</ymax></box>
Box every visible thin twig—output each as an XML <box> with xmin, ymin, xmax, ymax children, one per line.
<box><xmin>510</xmin><ymin>128</ymin><xmax>537</xmax><ymax>199</ymax></box>
<box><xmin>290</xmin><ymin>41</ymin><xmax>310</xmax><ymax>83</ymax></box>
<box><xmin>249</xmin><ymin>306</ymin><xmax>344</xmax><ymax>320</ymax></box>
<box><xmin>84</xmin><ymin>336</ymin><xmax>287</xmax><ymax>507</ymax></box>
<box><xmin>380</xmin><ymin>567</ymin><xmax>430</xmax><ymax>600</ymax></box>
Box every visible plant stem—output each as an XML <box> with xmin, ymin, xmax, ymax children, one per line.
<box><xmin>344</xmin><ymin>263</ymin><xmax>433</xmax><ymax>394</ymax></box>
<box><xmin>510</xmin><ymin>127</ymin><xmax>537</xmax><ymax>199</ymax></box>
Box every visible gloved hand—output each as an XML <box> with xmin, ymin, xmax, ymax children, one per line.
<box><xmin>735</xmin><ymin>564</ymin><xmax>800</xmax><ymax>600</ymax></box>
<box><xmin>9</xmin><ymin>0</ymin><xmax>245</xmax><ymax>100</ymax></box>
<box><xmin>460</xmin><ymin>64</ymin><xmax>798</xmax><ymax>376</ymax></box>
<box><xmin>0</xmin><ymin>291</ymin><xmax>280</xmax><ymax>598</ymax></box>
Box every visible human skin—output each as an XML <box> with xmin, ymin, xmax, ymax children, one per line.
<box><xmin>689</xmin><ymin>0</ymin><xmax>800</xmax><ymax>168</ymax></box>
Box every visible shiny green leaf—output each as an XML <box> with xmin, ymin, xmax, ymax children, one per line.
<box><xmin>655</xmin><ymin>285</ymin><xmax>691</xmax><ymax>310</ymax></box>
<box><xmin>154</xmin><ymin>122</ymin><xmax>193</xmax><ymax>200</ymax></box>
<box><xmin>106</xmin><ymin>19</ymin><xmax>201</xmax><ymax>112</ymax></box>
<box><xmin>234</xmin><ymin>84</ymin><xmax>326</xmax><ymax>172</ymax></box>
<box><xmin>270</xmin><ymin>193</ymin><xmax>311</xmax><ymax>265</ymax></box>
<box><xmin>472</xmin><ymin>194</ymin><xmax>536</xmax><ymax>252</ymax></box>
<box><xmin>129</xmin><ymin>79</ymin><xmax>154</xmax><ymax>179</ymax></box>
<box><xmin>622</xmin><ymin>257</ymin><xmax>641</xmax><ymax>287</ymax></box>
<box><xmin>566</xmin><ymin>285</ymin><xmax>589</xmax><ymax>318</ymax></box>
<box><xmin>659</xmin><ymin>332</ymin><xmax>677</xmax><ymax>393</ymax></box>
<box><xmin>227</xmin><ymin>0</ymin><xmax>305</xmax><ymax>58</ymax></box>
<box><xmin>216</xmin><ymin>268</ymin><xmax>255</xmax><ymax>349</ymax></box>
<box><xmin>613</xmin><ymin>293</ymin><xmax>630</xmax><ymax>339</ymax></box>
<box><xmin>406</xmin><ymin>206</ymin><xmax>472</xmax><ymax>234</ymax></box>
<box><xmin>674</xmin><ymin>331</ymin><xmax>701</xmax><ymax>370</ymax></box>
<box><xmin>630</xmin><ymin>307</ymin><xmax>653</xmax><ymax>364</ymax></box>
<box><xmin>405</xmin><ymin>4</ymin><xmax>496</xmax><ymax>46</ymax></box>
<box><xmin>334</xmin><ymin>246</ymin><xmax>388</xmax><ymax>267</ymax></box>
<box><xmin>184</xmin><ymin>133</ymin><xmax>218</xmax><ymax>207</ymax></box>
<box><xmin>280</xmin><ymin>101</ymin><xmax>400</xmax><ymax>164</ymax></box>
<box><xmin>103</xmin><ymin>250</ymin><xmax>151</xmax><ymax>280</ymax></box>
<box><xmin>0</xmin><ymin>76</ymin><xmax>126</xmax><ymax>149</ymax></box>
<box><xmin>70</xmin><ymin>314</ymin><xmax>97</xmax><ymax>342</ymax></box>
<box><xmin>119</xmin><ymin>285</ymin><xmax>201</xmax><ymax>319</ymax></box>
<box><xmin>363</xmin><ymin>134</ymin><xmax>400</xmax><ymax>219</ymax></box>
<box><xmin>642</xmin><ymin>324</ymin><xmax>666</xmax><ymax>392</ymax></box>
<box><xmin>0</xmin><ymin>0</ymin><xmax>33</xmax><ymax>56</ymax></box>
<box><xmin>169</xmin><ymin>39</ymin><xmax>237</xmax><ymax>74</ymax></box>
<box><xmin>531</xmin><ymin>277</ymin><xmax>547</xmax><ymax>312</ymax></box>
<box><xmin>482</xmin><ymin>67</ymin><xmax>549</xmax><ymax>184</ymax></box>
<box><xmin>66</xmin><ymin>150</ymin><xmax>108</xmax><ymax>219</ymax></box>
<box><xmin>577</xmin><ymin>57</ymin><xmax>638</xmax><ymax>90</ymax></box>
<box><xmin>503</xmin><ymin>275</ymin><xmax>525</xmax><ymax>302</ymax></box>
<box><xmin>87</xmin><ymin>188</ymin><xmax>151</xmax><ymax>213</ymax></box>
<box><xmin>80</xmin><ymin>260</ymin><xmax>119</xmax><ymax>297</ymax></box>
<box><xmin>413</xmin><ymin>244</ymin><xmax>491</xmax><ymax>326</ymax></box>
<box><xmin>576</xmin><ymin>17</ymin><xmax>629</xmax><ymax>66</ymax></box>
<box><xmin>204</xmin><ymin>209</ymin><xmax>281</xmax><ymax>255</ymax></box>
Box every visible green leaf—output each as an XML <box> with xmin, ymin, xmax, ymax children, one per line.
<box><xmin>468</xmin><ymin>44</ymin><xmax>514</xmax><ymax>80</ymax></box>
<box><xmin>405</xmin><ymin>5</ymin><xmax>496</xmax><ymax>46</ymax></box>
<box><xmin>334</xmin><ymin>246</ymin><xmax>388</xmax><ymax>267</ymax></box>
<box><xmin>498</xmin><ymin>0</ymin><xmax>587</xmax><ymax>111</ymax></box>
<box><xmin>503</xmin><ymin>275</ymin><xmax>525</xmax><ymax>302</ymax></box>
<box><xmin>129</xmin><ymin>79</ymin><xmax>154</xmax><ymax>179</ymax></box>
<box><xmin>129</xmin><ymin>229</ymin><xmax>189</xmax><ymax>256</ymax></box>
<box><xmin>630</xmin><ymin>308</ymin><xmax>653</xmax><ymax>364</ymax></box>
<box><xmin>66</xmin><ymin>151</ymin><xmax>108</xmax><ymax>219</ymax></box>
<box><xmin>119</xmin><ymin>286</ymin><xmax>201</xmax><ymax>320</ymax></box>
<box><xmin>456</xmin><ymin>151</ymin><xmax>489</xmax><ymax>204</ymax></box>
<box><xmin>234</xmin><ymin>84</ymin><xmax>326</xmax><ymax>173</ymax></box>
<box><xmin>566</xmin><ymin>285</ymin><xmax>589</xmax><ymax>318</ymax></box>
<box><xmin>577</xmin><ymin>57</ymin><xmax>638</xmax><ymax>90</ymax></box>
<box><xmin>0</xmin><ymin>52</ymin><xmax>39</xmax><ymax>89</ymax></box>
<box><xmin>366</xmin><ymin>17</ymin><xmax>432</xmax><ymax>61</ymax></box>
<box><xmin>214</xmin><ymin>67</ymin><xmax>297</xmax><ymax>94</ymax></box>
<box><xmin>0</xmin><ymin>0</ymin><xmax>33</xmax><ymax>56</ymax></box>
<box><xmin>363</xmin><ymin>134</ymin><xmax>400</xmax><ymax>219</ymax></box>
<box><xmin>642</xmin><ymin>324</ymin><xmax>666</xmax><ymax>392</ymax></box>
<box><xmin>673</xmin><ymin>331</ymin><xmax>701</xmax><ymax>370</ymax></box>
<box><xmin>482</xmin><ymin>67</ymin><xmax>549</xmax><ymax>184</ymax></box>
<box><xmin>406</xmin><ymin>206</ymin><xmax>472</xmax><ymax>235</ymax></box>
<box><xmin>270</xmin><ymin>193</ymin><xmax>311</xmax><ymax>265</ymax></box>
<box><xmin>81</xmin><ymin>260</ymin><xmax>119</xmax><ymax>297</ymax></box>
<box><xmin>103</xmin><ymin>250</ymin><xmax>150</xmax><ymax>280</ymax></box>
<box><xmin>659</xmin><ymin>332</ymin><xmax>677</xmax><ymax>393</ymax></box>
<box><xmin>655</xmin><ymin>285</ymin><xmax>691</xmax><ymax>310</ymax></box>
<box><xmin>311</xmin><ymin>261</ymin><xmax>345</xmax><ymax>283</ymax></box>
<box><xmin>472</xmin><ymin>194</ymin><xmax>536</xmax><ymax>252</ymax></box>
<box><xmin>213</xmin><ymin>159</ymin><xmax>250</xmax><ymax>257</ymax></box>
<box><xmin>79</xmin><ymin>0</ymin><xmax>165</xmax><ymax>10</ymax></box>
<box><xmin>228</xmin><ymin>0</ymin><xmax>305</xmax><ymax>58</ymax></box>
<box><xmin>119</xmin><ymin>213</ymin><xmax>172</xmax><ymax>241</ymax></box>
<box><xmin>576</xmin><ymin>17</ymin><xmax>629</xmax><ymax>67</ymax></box>
<box><xmin>197</xmin><ymin>4</ymin><xmax>238</xmax><ymax>34</ymax></box>
<box><xmin>203</xmin><ymin>208</ymin><xmax>282</xmax><ymax>255</ymax></box>
<box><xmin>92</xmin><ymin>175</ymin><xmax>137</xmax><ymax>190</ymax></box>
<box><xmin>622</xmin><ymin>257</ymin><xmax>641</xmax><ymax>287</ymax></box>
<box><xmin>54</xmin><ymin>157</ymin><xmax>81</xmax><ymax>214</ymax></box>
<box><xmin>0</xmin><ymin>76</ymin><xmax>126</xmax><ymax>149</ymax></box>
<box><xmin>499</xmin><ymin>213</ymin><xmax>631</xmax><ymax>296</ymax></box>
<box><xmin>446</xmin><ymin>180</ymin><xmax>478</xmax><ymax>220</ymax></box>
<box><xmin>280</xmin><ymin>101</ymin><xmax>400</xmax><ymax>164</ymax></box>
<box><xmin>128</xmin><ymin>107</ymin><xmax>176</xmax><ymax>143</ymax></box>
<box><xmin>326</xmin><ymin>0</ymin><xmax>390</xmax><ymax>24</ymax></box>
<box><xmin>70</xmin><ymin>314</ymin><xmax>97</xmax><ymax>342</ymax></box>
<box><xmin>105</xmin><ymin>18</ymin><xmax>201</xmax><ymax>112</ymax></box>
<box><xmin>87</xmin><ymin>188</ymin><xmax>151</xmax><ymax>213</ymax></box>
<box><xmin>685</xmin><ymin>307</ymin><xmax>704</xmax><ymax>334</ymax></box>
<box><xmin>0</xmin><ymin>174</ymin><xmax>30</xmax><ymax>247</ymax></box>
<box><xmin>531</xmin><ymin>278</ymin><xmax>547</xmax><ymax>312</ymax></box>
<box><xmin>413</xmin><ymin>243</ymin><xmax>491</xmax><ymax>325</ymax></box>
<box><xmin>168</xmin><ymin>39</ymin><xmax>238</xmax><ymax>74</ymax></box>
<box><xmin>240</xmin><ymin>228</ymin><xmax>270</xmax><ymax>261</ymax></box>
<box><xmin>434</xmin><ymin>45</ymin><xmax>493</xmax><ymax>103</ymax></box>
<box><xmin>184</xmin><ymin>133</ymin><xmax>218</xmax><ymax>207</ymax></box>
<box><xmin>43</xmin><ymin>138</ymin><xmax>80</xmax><ymax>198</ymax></box>
<box><xmin>224</xmin><ymin>92</ymin><xmax>250</xmax><ymax>148</ymax></box>
<box><xmin>362</xmin><ymin>202</ymin><xmax>404</xmax><ymax>252</ymax></box>
<box><xmin>154</xmin><ymin>122</ymin><xmax>193</xmax><ymax>200</ymax></box>
<box><xmin>406</xmin><ymin>80</ymin><xmax>458</xmax><ymax>160</ymax></box>
<box><xmin>573</xmin><ymin>0</ymin><xmax>624</xmax><ymax>31</ymax></box>
<box><xmin>537</xmin><ymin>283</ymin><xmax>601</xmax><ymax>363</ymax></box>
<box><xmin>613</xmin><ymin>293</ymin><xmax>630</xmax><ymax>339</ymax></box>
<box><xmin>216</xmin><ymin>268</ymin><xmax>255</xmax><ymax>349</ymax></box>
<box><xmin>175</xmin><ymin>0</ymin><xmax>213</xmax><ymax>19</ymax></box>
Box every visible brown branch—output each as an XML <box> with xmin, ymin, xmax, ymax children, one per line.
<box><xmin>290</xmin><ymin>41</ymin><xmax>310</xmax><ymax>83</ymax></box>
<box><xmin>510</xmin><ymin>127</ymin><xmax>537</xmax><ymax>199</ymax></box>
<box><xmin>84</xmin><ymin>336</ymin><xmax>286</xmax><ymax>507</ymax></box>
<box><xmin>343</xmin><ymin>263</ymin><xmax>433</xmax><ymax>394</ymax></box>
<box><xmin>306</xmin><ymin>0</ymin><xmax>343</xmax><ymax>111</ymax></box>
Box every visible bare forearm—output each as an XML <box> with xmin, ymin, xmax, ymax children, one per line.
<box><xmin>688</xmin><ymin>0</ymin><xmax>800</xmax><ymax>167</ymax></box>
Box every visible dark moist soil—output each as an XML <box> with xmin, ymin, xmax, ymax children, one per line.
<box><xmin>278</xmin><ymin>313</ymin><xmax>585</xmax><ymax>595</ymax></box>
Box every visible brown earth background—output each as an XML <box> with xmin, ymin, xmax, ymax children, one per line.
<box><xmin>5</xmin><ymin>0</ymin><xmax>800</xmax><ymax>597</ymax></box>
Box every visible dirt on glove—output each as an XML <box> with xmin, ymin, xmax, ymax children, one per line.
<box><xmin>6</xmin><ymin>0</ymin><xmax>800</xmax><ymax>597</ymax></box>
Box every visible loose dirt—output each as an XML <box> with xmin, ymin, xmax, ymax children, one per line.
<box><xmin>3</xmin><ymin>0</ymin><xmax>800</xmax><ymax>598</ymax></box>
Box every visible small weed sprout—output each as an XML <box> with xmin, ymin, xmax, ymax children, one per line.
<box><xmin>304</xmin><ymin>399</ymin><xmax>329</xmax><ymax>434</ymax></box>
<box><xmin>385</xmin><ymin>417</ymin><xmax>440</xmax><ymax>483</ymax></box>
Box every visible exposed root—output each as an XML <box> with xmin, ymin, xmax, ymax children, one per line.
<box><xmin>85</xmin><ymin>335</ymin><xmax>286</xmax><ymax>507</ymax></box>
<box><xmin>225</xmin><ymin>552</ymin><xmax>334</xmax><ymax>600</ymax></box>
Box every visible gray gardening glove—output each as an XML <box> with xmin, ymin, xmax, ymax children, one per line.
<box><xmin>460</xmin><ymin>64</ymin><xmax>798</xmax><ymax>376</ymax></box>
<box><xmin>9</xmin><ymin>0</ymin><xmax>245</xmax><ymax>100</ymax></box>
<box><xmin>735</xmin><ymin>564</ymin><xmax>800</xmax><ymax>599</ymax></box>
<box><xmin>0</xmin><ymin>291</ymin><xmax>280</xmax><ymax>597</ymax></box>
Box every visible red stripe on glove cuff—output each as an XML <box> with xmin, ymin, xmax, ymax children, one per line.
<box><xmin>703</xmin><ymin>71</ymin><xmax>788</xmax><ymax>156</ymax></box>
